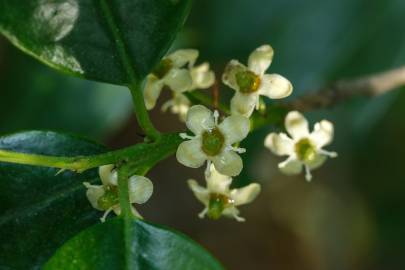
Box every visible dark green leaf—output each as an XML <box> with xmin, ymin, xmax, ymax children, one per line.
<box><xmin>0</xmin><ymin>0</ymin><xmax>192</xmax><ymax>84</ymax></box>
<box><xmin>0</xmin><ymin>131</ymin><xmax>106</xmax><ymax>269</ymax></box>
<box><xmin>44</xmin><ymin>217</ymin><xmax>224</xmax><ymax>270</ymax></box>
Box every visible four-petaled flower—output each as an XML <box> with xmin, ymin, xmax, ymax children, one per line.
<box><xmin>176</xmin><ymin>105</ymin><xmax>250</xmax><ymax>177</ymax></box>
<box><xmin>222</xmin><ymin>44</ymin><xmax>293</xmax><ymax>117</ymax></box>
<box><xmin>188</xmin><ymin>164</ymin><xmax>261</xmax><ymax>222</ymax></box>
<box><xmin>83</xmin><ymin>164</ymin><xmax>153</xmax><ymax>222</ymax></box>
<box><xmin>144</xmin><ymin>49</ymin><xmax>215</xmax><ymax>110</ymax></box>
<box><xmin>265</xmin><ymin>111</ymin><xmax>337</xmax><ymax>181</ymax></box>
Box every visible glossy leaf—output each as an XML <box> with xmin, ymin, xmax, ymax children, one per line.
<box><xmin>44</xmin><ymin>217</ymin><xmax>224</xmax><ymax>270</ymax></box>
<box><xmin>0</xmin><ymin>131</ymin><xmax>106</xmax><ymax>269</ymax></box>
<box><xmin>0</xmin><ymin>0</ymin><xmax>192</xmax><ymax>84</ymax></box>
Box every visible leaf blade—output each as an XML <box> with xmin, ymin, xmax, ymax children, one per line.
<box><xmin>44</xmin><ymin>217</ymin><xmax>224</xmax><ymax>270</ymax></box>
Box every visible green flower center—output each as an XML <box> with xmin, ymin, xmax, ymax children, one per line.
<box><xmin>235</xmin><ymin>70</ymin><xmax>261</xmax><ymax>93</ymax></box>
<box><xmin>152</xmin><ymin>58</ymin><xmax>173</xmax><ymax>79</ymax></box>
<box><xmin>295</xmin><ymin>138</ymin><xmax>317</xmax><ymax>162</ymax></box>
<box><xmin>201</xmin><ymin>128</ymin><xmax>225</xmax><ymax>156</ymax></box>
<box><xmin>208</xmin><ymin>193</ymin><xmax>233</xmax><ymax>220</ymax></box>
<box><xmin>97</xmin><ymin>186</ymin><xmax>119</xmax><ymax>210</ymax></box>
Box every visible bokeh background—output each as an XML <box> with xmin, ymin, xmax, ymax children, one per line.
<box><xmin>1</xmin><ymin>0</ymin><xmax>405</xmax><ymax>269</ymax></box>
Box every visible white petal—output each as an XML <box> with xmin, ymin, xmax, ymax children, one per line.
<box><xmin>222</xmin><ymin>207</ymin><xmax>245</xmax><ymax>222</ymax></box>
<box><xmin>218</xmin><ymin>114</ymin><xmax>250</xmax><ymax>145</ymax></box>
<box><xmin>306</xmin><ymin>153</ymin><xmax>327</xmax><ymax>170</ymax></box>
<box><xmin>248</xmin><ymin>44</ymin><xmax>274</xmax><ymax>75</ymax></box>
<box><xmin>131</xmin><ymin>206</ymin><xmax>143</xmax><ymax>218</ymax></box>
<box><xmin>278</xmin><ymin>157</ymin><xmax>303</xmax><ymax>175</ymax></box>
<box><xmin>186</xmin><ymin>105</ymin><xmax>215</xmax><ymax>135</ymax></box>
<box><xmin>206</xmin><ymin>164</ymin><xmax>232</xmax><ymax>194</ymax></box>
<box><xmin>230</xmin><ymin>183</ymin><xmax>261</xmax><ymax>206</ymax></box>
<box><xmin>176</xmin><ymin>139</ymin><xmax>207</xmax><ymax>168</ymax></box>
<box><xmin>85</xmin><ymin>185</ymin><xmax>105</xmax><ymax>211</ymax></box>
<box><xmin>128</xmin><ymin>175</ymin><xmax>153</xmax><ymax>204</ymax></box>
<box><xmin>212</xmin><ymin>150</ymin><xmax>243</xmax><ymax>177</ymax></box>
<box><xmin>311</xmin><ymin>120</ymin><xmax>334</xmax><ymax>148</ymax></box>
<box><xmin>167</xmin><ymin>49</ymin><xmax>199</xmax><ymax>67</ymax></box>
<box><xmin>230</xmin><ymin>92</ymin><xmax>258</xmax><ymax>117</ymax></box>
<box><xmin>222</xmin><ymin>60</ymin><xmax>248</xmax><ymax>91</ymax></box>
<box><xmin>144</xmin><ymin>75</ymin><xmax>164</xmax><ymax>110</ymax></box>
<box><xmin>191</xmin><ymin>63</ymin><xmax>215</xmax><ymax>89</ymax></box>
<box><xmin>264</xmin><ymin>132</ymin><xmax>294</xmax><ymax>156</ymax></box>
<box><xmin>187</xmin><ymin>179</ymin><xmax>210</xmax><ymax>205</ymax></box>
<box><xmin>164</xmin><ymin>68</ymin><xmax>192</xmax><ymax>93</ymax></box>
<box><xmin>258</xmin><ymin>74</ymin><xmax>293</xmax><ymax>99</ymax></box>
<box><xmin>98</xmin><ymin>164</ymin><xmax>116</xmax><ymax>186</ymax></box>
<box><xmin>285</xmin><ymin>111</ymin><xmax>310</xmax><ymax>139</ymax></box>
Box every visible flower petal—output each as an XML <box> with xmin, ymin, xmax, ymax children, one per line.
<box><xmin>230</xmin><ymin>92</ymin><xmax>257</xmax><ymax>117</ymax></box>
<box><xmin>258</xmin><ymin>74</ymin><xmax>293</xmax><ymax>99</ymax></box>
<box><xmin>222</xmin><ymin>60</ymin><xmax>248</xmax><ymax>91</ymax></box>
<box><xmin>176</xmin><ymin>139</ymin><xmax>207</xmax><ymax>168</ymax></box>
<box><xmin>144</xmin><ymin>75</ymin><xmax>164</xmax><ymax>110</ymax></box>
<box><xmin>164</xmin><ymin>68</ymin><xmax>192</xmax><ymax>93</ymax></box>
<box><xmin>98</xmin><ymin>164</ymin><xmax>117</xmax><ymax>186</ymax></box>
<box><xmin>285</xmin><ymin>111</ymin><xmax>310</xmax><ymax>139</ymax></box>
<box><xmin>85</xmin><ymin>184</ymin><xmax>105</xmax><ymax>211</ymax></box>
<box><xmin>187</xmin><ymin>179</ymin><xmax>210</xmax><ymax>205</ymax></box>
<box><xmin>278</xmin><ymin>157</ymin><xmax>303</xmax><ymax>175</ymax></box>
<box><xmin>186</xmin><ymin>105</ymin><xmax>215</xmax><ymax>135</ymax></box>
<box><xmin>128</xmin><ymin>175</ymin><xmax>154</xmax><ymax>204</ymax></box>
<box><xmin>230</xmin><ymin>183</ymin><xmax>261</xmax><ymax>206</ymax></box>
<box><xmin>222</xmin><ymin>207</ymin><xmax>245</xmax><ymax>222</ymax></box>
<box><xmin>218</xmin><ymin>114</ymin><xmax>250</xmax><ymax>145</ymax></box>
<box><xmin>191</xmin><ymin>63</ymin><xmax>215</xmax><ymax>89</ymax></box>
<box><xmin>206</xmin><ymin>164</ymin><xmax>232</xmax><ymax>194</ymax></box>
<box><xmin>248</xmin><ymin>44</ymin><xmax>274</xmax><ymax>75</ymax></box>
<box><xmin>311</xmin><ymin>120</ymin><xmax>334</xmax><ymax>148</ymax></box>
<box><xmin>264</xmin><ymin>132</ymin><xmax>294</xmax><ymax>156</ymax></box>
<box><xmin>212</xmin><ymin>150</ymin><xmax>243</xmax><ymax>177</ymax></box>
<box><xmin>167</xmin><ymin>49</ymin><xmax>199</xmax><ymax>67</ymax></box>
<box><xmin>306</xmin><ymin>153</ymin><xmax>327</xmax><ymax>170</ymax></box>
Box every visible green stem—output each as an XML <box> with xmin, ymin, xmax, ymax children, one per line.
<box><xmin>117</xmin><ymin>165</ymin><xmax>132</xmax><ymax>218</ymax></box>
<box><xmin>129</xmin><ymin>82</ymin><xmax>161</xmax><ymax>141</ymax></box>
<box><xmin>0</xmin><ymin>133</ymin><xmax>181</xmax><ymax>173</ymax></box>
<box><xmin>98</xmin><ymin>0</ymin><xmax>159</xmax><ymax>141</ymax></box>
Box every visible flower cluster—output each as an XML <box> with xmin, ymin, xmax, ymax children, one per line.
<box><xmin>84</xmin><ymin>44</ymin><xmax>338</xmax><ymax>224</ymax></box>
<box><xmin>84</xmin><ymin>165</ymin><xmax>153</xmax><ymax>222</ymax></box>
<box><xmin>144</xmin><ymin>49</ymin><xmax>215</xmax><ymax>121</ymax></box>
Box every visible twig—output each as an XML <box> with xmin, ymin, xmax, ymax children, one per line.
<box><xmin>285</xmin><ymin>66</ymin><xmax>405</xmax><ymax>112</ymax></box>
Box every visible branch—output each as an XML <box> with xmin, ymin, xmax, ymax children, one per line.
<box><xmin>285</xmin><ymin>66</ymin><xmax>405</xmax><ymax>112</ymax></box>
<box><xmin>0</xmin><ymin>133</ymin><xmax>181</xmax><ymax>174</ymax></box>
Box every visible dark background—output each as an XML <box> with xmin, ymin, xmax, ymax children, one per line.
<box><xmin>1</xmin><ymin>0</ymin><xmax>405</xmax><ymax>269</ymax></box>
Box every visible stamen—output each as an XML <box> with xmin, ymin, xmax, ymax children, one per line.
<box><xmin>83</xmin><ymin>182</ymin><xmax>99</xmax><ymax>189</ymax></box>
<box><xmin>304</xmin><ymin>165</ymin><xmax>312</xmax><ymax>182</ymax></box>
<box><xmin>233</xmin><ymin>214</ymin><xmax>246</xmax><ymax>222</ymax></box>
<box><xmin>179</xmin><ymin>133</ymin><xmax>194</xmax><ymax>140</ymax></box>
<box><xmin>213</xmin><ymin>110</ymin><xmax>219</xmax><ymax>125</ymax></box>
<box><xmin>100</xmin><ymin>207</ymin><xmax>113</xmax><ymax>223</ymax></box>
<box><xmin>205</xmin><ymin>160</ymin><xmax>212</xmax><ymax>178</ymax></box>
<box><xmin>319</xmin><ymin>149</ymin><xmax>338</xmax><ymax>158</ymax></box>
<box><xmin>198</xmin><ymin>208</ymin><xmax>208</xmax><ymax>219</ymax></box>
<box><xmin>55</xmin><ymin>168</ymin><xmax>66</xmax><ymax>176</ymax></box>
<box><xmin>226</xmin><ymin>145</ymin><xmax>246</xmax><ymax>153</ymax></box>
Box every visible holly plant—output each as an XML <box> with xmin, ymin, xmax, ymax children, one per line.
<box><xmin>0</xmin><ymin>0</ymin><xmax>403</xmax><ymax>269</ymax></box>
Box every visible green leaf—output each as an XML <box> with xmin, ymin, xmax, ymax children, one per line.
<box><xmin>0</xmin><ymin>131</ymin><xmax>106</xmax><ymax>269</ymax></box>
<box><xmin>44</xmin><ymin>217</ymin><xmax>224</xmax><ymax>270</ymax></box>
<box><xmin>0</xmin><ymin>0</ymin><xmax>192</xmax><ymax>84</ymax></box>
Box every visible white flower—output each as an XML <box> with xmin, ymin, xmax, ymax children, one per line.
<box><xmin>264</xmin><ymin>111</ymin><xmax>338</xmax><ymax>181</ymax></box>
<box><xmin>161</xmin><ymin>92</ymin><xmax>191</xmax><ymax>122</ymax></box>
<box><xmin>222</xmin><ymin>44</ymin><xmax>293</xmax><ymax>117</ymax></box>
<box><xmin>176</xmin><ymin>105</ymin><xmax>250</xmax><ymax>177</ymax></box>
<box><xmin>83</xmin><ymin>164</ymin><xmax>153</xmax><ymax>222</ymax></box>
<box><xmin>161</xmin><ymin>63</ymin><xmax>215</xmax><ymax>122</ymax></box>
<box><xmin>188</xmin><ymin>165</ymin><xmax>261</xmax><ymax>222</ymax></box>
<box><xmin>144</xmin><ymin>49</ymin><xmax>215</xmax><ymax>110</ymax></box>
